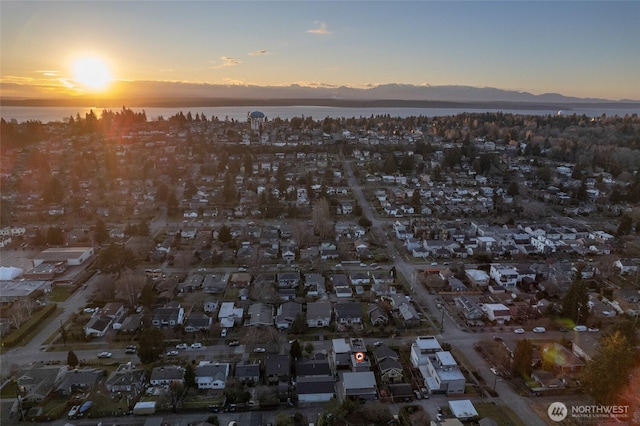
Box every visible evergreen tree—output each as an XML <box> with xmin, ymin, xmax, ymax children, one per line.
<box><xmin>512</xmin><ymin>338</ymin><xmax>533</xmax><ymax>378</ymax></box>
<box><xmin>138</xmin><ymin>328</ymin><xmax>165</xmax><ymax>363</ymax></box>
<box><xmin>67</xmin><ymin>350</ymin><xmax>79</xmax><ymax>368</ymax></box>
<box><xmin>561</xmin><ymin>273</ymin><xmax>589</xmax><ymax>324</ymax></box>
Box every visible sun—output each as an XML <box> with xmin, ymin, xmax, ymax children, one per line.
<box><xmin>72</xmin><ymin>57</ymin><xmax>111</xmax><ymax>92</ymax></box>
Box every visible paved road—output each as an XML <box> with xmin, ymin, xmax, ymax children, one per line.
<box><xmin>343</xmin><ymin>158</ymin><xmax>552</xmax><ymax>424</ymax></box>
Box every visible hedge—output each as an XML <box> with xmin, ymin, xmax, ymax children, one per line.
<box><xmin>1</xmin><ymin>303</ymin><xmax>58</xmax><ymax>348</ymax></box>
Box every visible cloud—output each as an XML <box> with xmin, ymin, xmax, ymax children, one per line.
<box><xmin>36</xmin><ymin>70</ymin><xmax>61</xmax><ymax>77</ymax></box>
<box><xmin>306</xmin><ymin>22</ymin><xmax>330</xmax><ymax>35</ymax></box>
<box><xmin>210</xmin><ymin>56</ymin><xmax>241</xmax><ymax>69</ymax></box>
<box><xmin>249</xmin><ymin>49</ymin><xmax>268</xmax><ymax>56</ymax></box>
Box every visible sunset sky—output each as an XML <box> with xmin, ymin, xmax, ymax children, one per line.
<box><xmin>1</xmin><ymin>1</ymin><xmax>639</xmax><ymax>101</ymax></box>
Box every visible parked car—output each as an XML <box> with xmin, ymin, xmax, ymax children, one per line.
<box><xmin>573</xmin><ymin>325</ymin><xmax>587</xmax><ymax>332</ymax></box>
<box><xmin>191</xmin><ymin>342</ymin><xmax>203</xmax><ymax>349</ymax></box>
<box><xmin>253</xmin><ymin>347</ymin><xmax>266</xmax><ymax>353</ymax></box>
<box><xmin>68</xmin><ymin>405</ymin><xmax>80</xmax><ymax>417</ymax></box>
<box><xmin>125</xmin><ymin>345</ymin><xmax>137</xmax><ymax>354</ymax></box>
<box><xmin>373</xmin><ymin>341</ymin><xmax>384</xmax><ymax>347</ymax></box>
<box><xmin>228</xmin><ymin>341</ymin><xmax>240</xmax><ymax>347</ymax></box>
<box><xmin>176</xmin><ymin>343</ymin><xmax>188</xmax><ymax>349</ymax></box>
<box><xmin>221</xmin><ymin>328</ymin><xmax>228</xmax><ymax>338</ymax></box>
<box><xmin>413</xmin><ymin>389</ymin><xmax>422</xmax><ymax>399</ymax></box>
<box><xmin>97</xmin><ymin>352</ymin><xmax>112</xmax><ymax>358</ymax></box>
<box><xmin>533</xmin><ymin>327</ymin><xmax>546</xmax><ymax>333</ymax></box>
<box><xmin>83</xmin><ymin>307</ymin><xmax>95</xmax><ymax>313</ymax></box>
<box><xmin>166</xmin><ymin>350</ymin><xmax>179</xmax><ymax>356</ymax></box>
<box><xmin>513</xmin><ymin>328</ymin><xmax>525</xmax><ymax>334</ymax></box>
<box><xmin>588</xmin><ymin>327</ymin><xmax>599</xmax><ymax>332</ymax></box>
<box><xmin>420</xmin><ymin>387</ymin><xmax>429</xmax><ymax>398</ymax></box>
<box><xmin>490</xmin><ymin>367</ymin><xmax>500</xmax><ymax>376</ymax></box>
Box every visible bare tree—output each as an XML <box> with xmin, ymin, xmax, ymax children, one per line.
<box><xmin>311</xmin><ymin>198</ymin><xmax>334</xmax><ymax>240</ymax></box>
<box><xmin>19</xmin><ymin>299</ymin><xmax>36</xmax><ymax>317</ymax></box>
<box><xmin>117</xmin><ymin>272</ymin><xmax>146</xmax><ymax>307</ymax></box>
<box><xmin>8</xmin><ymin>303</ymin><xmax>27</xmax><ymax>329</ymax></box>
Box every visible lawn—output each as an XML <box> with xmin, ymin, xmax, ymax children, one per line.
<box><xmin>0</xmin><ymin>381</ymin><xmax>19</xmax><ymax>398</ymax></box>
<box><xmin>50</xmin><ymin>287</ymin><xmax>73</xmax><ymax>302</ymax></box>
<box><xmin>474</xmin><ymin>402</ymin><xmax>526</xmax><ymax>426</ymax></box>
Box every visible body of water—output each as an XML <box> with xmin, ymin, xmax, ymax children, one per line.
<box><xmin>1</xmin><ymin>105</ymin><xmax>639</xmax><ymax>123</ymax></box>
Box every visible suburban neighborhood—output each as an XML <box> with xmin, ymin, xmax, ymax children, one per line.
<box><xmin>0</xmin><ymin>108</ymin><xmax>639</xmax><ymax>426</ymax></box>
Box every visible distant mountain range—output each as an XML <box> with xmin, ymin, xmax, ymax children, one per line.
<box><xmin>2</xmin><ymin>81</ymin><xmax>638</xmax><ymax>108</ymax></box>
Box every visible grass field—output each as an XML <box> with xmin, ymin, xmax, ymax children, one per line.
<box><xmin>50</xmin><ymin>287</ymin><xmax>73</xmax><ymax>302</ymax></box>
<box><xmin>0</xmin><ymin>381</ymin><xmax>19</xmax><ymax>398</ymax></box>
<box><xmin>474</xmin><ymin>402</ymin><xmax>526</xmax><ymax>426</ymax></box>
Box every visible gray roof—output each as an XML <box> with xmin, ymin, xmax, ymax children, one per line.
<box><xmin>296</xmin><ymin>376</ymin><xmax>335</xmax><ymax>395</ymax></box>
<box><xmin>150</xmin><ymin>366</ymin><xmax>184</xmax><ymax>381</ymax></box>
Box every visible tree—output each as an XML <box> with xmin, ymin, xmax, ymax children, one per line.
<box><xmin>67</xmin><ymin>351</ymin><xmax>79</xmax><ymax>368</ymax></box>
<box><xmin>290</xmin><ymin>340</ymin><xmax>303</xmax><ymax>361</ymax></box>
<box><xmin>290</xmin><ymin>314</ymin><xmax>308</xmax><ymax>335</ymax></box>
<box><xmin>94</xmin><ymin>218</ymin><xmax>109</xmax><ymax>245</ymax></box>
<box><xmin>617</xmin><ymin>214</ymin><xmax>633</xmax><ymax>236</ymax></box>
<box><xmin>358</xmin><ymin>216</ymin><xmax>372</xmax><ymax>228</ymax></box>
<box><xmin>304</xmin><ymin>342</ymin><xmax>315</xmax><ymax>357</ymax></box>
<box><xmin>312</xmin><ymin>198</ymin><xmax>334</xmax><ymax>239</ymax></box>
<box><xmin>138</xmin><ymin>327</ymin><xmax>165</xmax><ymax>363</ymax></box>
<box><xmin>184</xmin><ymin>363</ymin><xmax>196</xmax><ymax>389</ymax></box>
<box><xmin>206</xmin><ymin>415</ymin><xmax>220</xmax><ymax>426</ymax></box>
<box><xmin>46</xmin><ymin>226</ymin><xmax>64</xmax><ymax>245</ymax></box>
<box><xmin>96</xmin><ymin>243</ymin><xmax>138</xmax><ymax>279</ymax></box>
<box><xmin>168</xmin><ymin>381</ymin><xmax>185</xmax><ymax>412</ymax></box>
<box><xmin>43</xmin><ymin>176</ymin><xmax>65</xmax><ymax>203</ymax></box>
<box><xmin>218</xmin><ymin>225</ymin><xmax>232</xmax><ymax>243</ymax></box>
<box><xmin>583</xmin><ymin>331</ymin><xmax>636</xmax><ymax>405</ymax></box>
<box><xmin>512</xmin><ymin>338</ymin><xmax>533</xmax><ymax>378</ymax></box>
<box><xmin>560</xmin><ymin>274</ymin><xmax>589</xmax><ymax>324</ymax></box>
<box><xmin>507</xmin><ymin>181</ymin><xmax>520</xmax><ymax>197</ymax></box>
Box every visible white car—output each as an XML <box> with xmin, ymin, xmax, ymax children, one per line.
<box><xmin>97</xmin><ymin>351</ymin><xmax>112</xmax><ymax>358</ymax></box>
<box><xmin>490</xmin><ymin>367</ymin><xmax>500</xmax><ymax>376</ymax></box>
<box><xmin>373</xmin><ymin>341</ymin><xmax>384</xmax><ymax>347</ymax></box>
<box><xmin>253</xmin><ymin>347</ymin><xmax>266</xmax><ymax>353</ymax></box>
<box><xmin>166</xmin><ymin>350</ymin><xmax>179</xmax><ymax>356</ymax></box>
<box><xmin>176</xmin><ymin>343</ymin><xmax>188</xmax><ymax>349</ymax></box>
<box><xmin>573</xmin><ymin>325</ymin><xmax>587</xmax><ymax>332</ymax></box>
<box><xmin>533</xmin><ymin>327</ymin><xmax>546</xmax><ymax>333</ymax></box>
<box><xmin>191</xmin><ymin>342</ymin><xmax>203</xmax><ymax>349</ymax></box>
<box><xmin>221</xmin><ymin>328</ymin><xmax>228</xmax><ymax>338</ymax></box>
<box><xmin>68</xmin><ymin>405</ymin><xmax>80</xmax><ymax>417</ymax></box>
<box><xmin>514</xmin><ymin>328</ymin><xmax>525</xmax><ymax>334</ymax></box>
<box><xmin>588</xmin><ymin>327</ymin><xmax>599</xmax><ymax>332</ymax></box>
<box><xmin>83</xmin><ymin>307</ymin><xmax>95</xmax><ymax>313</ymax></box>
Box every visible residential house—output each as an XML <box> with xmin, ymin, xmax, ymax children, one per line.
<box><xmin>481</xmin><ymin>303</ymin><xmax>511</xmax><ymax>324</ymax></box>
<box><xmin>184</xmin><ymin>312</ymin><xmax>212</xmax><ymax>332</ymax></box>
<box><xmin>295</xmin><ymin>354</ymin><xmax>332</xmax><ymax>378</ymax></box>
<box><xmin>335</xmin><ymin>302</ymin><xmax>363</xmax><ymax>325</ymax></box>
<box><xmin>265</xmin><ymin>354</ymin><xmax>291</xmax><ymax>385</ymax></box>
<box><xmin>367</xmin><ymin>303</ymin><xmax>389</xmax><ymax>326</ymax></box>
<box><xmin>105</xmin><ymin>363</ymin><xmax>146</xmax><ymax>394</ymax></box>
<box><xmin>218</xmin><ymin>302</ymin><xmax>244</xmax><ymax>328</ymax></box>
<box><xmin>203</xmin><ymin>274</ymin><xmax>227</xmax><ymax>294</ymax></box>
<box><xmin>152</xmin><ymin>304</ymin><xmax>185</xmax><ymax>328</ymax></box>
<box><xmin>341</xmin><ymin>371</ymin><xmax>377</xmax><ymax>400</ymax></box>
<box><xmin>296</xmin><ymin>376</ymin><xmax>336</xmax><ymax>403</ymax></box>
<box><xmin>16</xmin><ymin>366</ymin><xmax>65</xmax><ymax>403</ymax></box>
<box><xmin>349</xmin><ymin>272</ymin><xmax>370</xmax><ymax>286</ymax></box>
<box><xmin>465</xmin><ymin>269</ymin><xmax>490</xmax><ymax>287</ymax></box>
<box><xmin>150</xmin><ymin>366</ymin><xmax>185</xmax><ymax>386</ymax></box>
<box><xmin>195</xmin><ymin>362</ymin><xmax>229</xmax><ymax>390</ymax></box>
<box><xmin>374</xmin><ymin>346</ymin><xmax>404</xmax><ymax>384</ymax></box>
<box><xmin>275</xmin><ymin>301</ymin><xmax>302</xmax><ymax>330</ymax></box>
<box><xmin>84</xmin><ymin>315</ymin><xmax>112</xmax><ymax>337</ymax></box>
<box><xmin>246</xmin><ymin>303</ymin><xmax>274</xmax><ymax>327</ymax></box>
<box><xmin>55</xmin><ymin>369</ymin><xmax>103</xmax><ymax>397</ymax></box>
<box><xmin>235</xmin><ymin>362</ymin><xmax>261</xmax><ymax>385</ymax></box>
<box><xmin>306</xmin><ymin>302</ymin><xmax>332</xmax><ymax>328</ymax></box>
<box><xmin>410</xmin><ymin>336</ymin><xmax>443</xmax><ymax>367</ymax></box>
<box><xmin>277</xmin><ymin>272</ymin><xmax>300</xmax><ymax>288</ymax></box>
<box><xmin>421</xmin><ymin>351</ymin><xmax>466</xmax><ymax>396</ymax></box>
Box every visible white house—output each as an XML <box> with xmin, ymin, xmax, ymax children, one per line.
<box><xmin>195</xmin><ymin>362</ymin><xmax>229</xmax><ymax>390</ymax></box>
<box><xmin>489</xmin><ymin>264</ymin><xmax>519</xmax><ymax>287</ymax></box>
<box><xmin>482</xmin><ymin>303</ymin><xmax>511</xmax><ymax>324</ymax></box>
